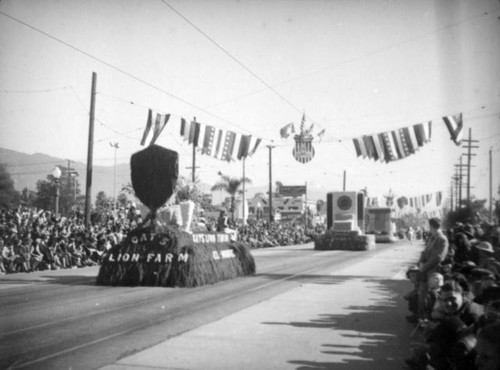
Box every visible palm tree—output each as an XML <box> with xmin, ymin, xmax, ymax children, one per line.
<box><xmin>211</xmin><ymin>174</ymin><xmax>252</xmax><ymax>221</ymax></box>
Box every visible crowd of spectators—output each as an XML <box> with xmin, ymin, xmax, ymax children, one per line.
<box><xmin>235</xmin><ymin>219</ymin><xmax>323</xmax><ymax>248</ymax></box>
<box><xmin>0</xmin><ymin>205</ymin><xmax>142</xmax><ymax>274</ymax></box>
<box><xmin>403</xmin><ymin>218</ymin><xmax>500</xmax><ymax>370</ymax></box>
<box><xmin>1</xmin><ymin>206</ymin><xmax>324</xmax><ymax>275</ymax></box>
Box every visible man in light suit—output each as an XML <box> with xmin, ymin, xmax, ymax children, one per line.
<box><xmin>417</xmin><ymin>217</ymin><xmax>449</xmax><ymax>319</ymax></box>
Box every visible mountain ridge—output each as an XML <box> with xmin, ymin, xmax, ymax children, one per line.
<box><xmin>0</xmin><ymin>147</ymin><xmax>326</xmax><ymax>203</ymax></box>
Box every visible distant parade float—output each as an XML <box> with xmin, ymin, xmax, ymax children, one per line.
<box><xmin>314</xmin><ymin>191</ymin><xmax>376</xmax><ymax>251</ymax></box>
<box><xmin>96</xmin><ymin>144</ymin><xmax>255</xmax><ymax>288</ymax></box>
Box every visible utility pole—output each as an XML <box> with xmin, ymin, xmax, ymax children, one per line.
<box><xmin>450</xmin><ymin>180</ymin><xmax>454</xmax><ymax>211</ymax></box>
<box><xmin>267</xmin><ymin>145</ymin><xmax>274</xmax><ymax>227</ymax></box>
<box><xmin>66</xmin><ymin>159</ymin><xmax>76</xmax><ymax>207</ymax></box>
<box><xmin>489</xmin><ymin>147</ymin><xmax>493</xmax><ymax>222</ymax></box>
<box><xmin>109</xmin><ymin>142</ymin><xmax>119</xmax><ymax>211</ymax></box>
<box><xmin>343</xmin><ymin>170</ymin><xmax>346</xmax><ymax>191</ymax></box>
<box><xmin>462</xmin><ymin>128</ymin><xmax>479</xmax><ymax>203</ymax></box>
<box><xmin>242</xmin><ymin>157</ymin><xmax>246</xmax><ymax>226</ymax></box>
<box><xmin>454</xmin><ymin>156</ymin><xmax>467</xmax><ymax>209</ymax></box>
<box><xmin>84</xmin><ymin>72</ymin><xmax>97</xmax><ymax>228</ymax></box>
<box><xmin>304</xmin><ymin>181</ymin><xmax>308</xmax><ymax>227</ymax></box>
<box><xmin>186</xmin><ymin>117</ymin><xmax>199</xmax><ymax>183</ymax></box>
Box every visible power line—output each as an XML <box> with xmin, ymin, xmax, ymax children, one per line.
<box><xmin>161</xmin><ymin>2</ymin><xmax>498</xmax><ymax>132</ymax></box>
<box><xmin>0</xmin><ymin>86</ymin><xmax>71</xmax><ymax>94</ymax></box>
<box><xmin>0</xmin><ymin>9</ymin><xmax>268</xmax><ymax>140</ymax></box>
<box><xmin>160</xmin><ymin>0</ymin><xmax>304</xmax><ymax>117</ymax></box>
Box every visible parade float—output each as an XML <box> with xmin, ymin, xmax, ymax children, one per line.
<box><xmin>314</xmin><ymin>191</ymin><xmax>376</xmax><ymax>251</ymax></box>
<box><xmin>96</xmin><ymin>144</ymin><xmax>255</xmax><ymax>288</ymax></box>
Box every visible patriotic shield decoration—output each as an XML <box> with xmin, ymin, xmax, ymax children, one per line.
<box><xmin>292</xmin><ymin>133</ymin><xmax>315</xmax><ymax>164</ymax></box>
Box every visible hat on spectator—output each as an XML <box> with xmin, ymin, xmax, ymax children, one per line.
<box><xmin>462</xmin><ymin>224</ymin><xmax>475</xmax><ymax>239</ymax></box>
<box><xmin>406</xmin><ymin>265</ymin><xmax>419</xmax><ymax>278</ymax></box>
<box><xmin>455</xmin><ymin>260</ymin><xmax>476</xmax><ymax>275</ymax></box>
<box><xmin>470</xmin><ymin>267</ymin><xmax>496</xmax><ymax>282</ymax></box>
<box><xmin>474</xmin><ymin>241</ymin><xmax>494</xmax><ymax>254</ymax></box>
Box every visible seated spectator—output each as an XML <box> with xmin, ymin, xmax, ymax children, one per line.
<box><xmin>433</xmin><ymin>280</ymin><xmax>484</xmax><ymax>327</ymax></box>
<box><xmin>453</xmin><ymin>233</ymin><xmax>472</xmax><ymax>264</ymax></box>
<box><xmin>474</xmin><ymin>320</ymin><xmax>500</xmax><ymax>370</ymax></box>
<box><xmin>18</xmin><ymin>237</ymin><xmax>32</xmax><ymax>272</ymax></box>
<box><xmin>1</xmin><ymin>240</ymin><xmax>17</xmax><ymax>273</ymax></box>
<box><xmin>407</xmin><ymin>316</ymin><xmax>468</xmax><ymax>370</ymax></box>
<box><xmin>30</xmin><ymin>238</ymin><xmax>44</xmax><ymax>271</ymax></box>
<box><xmin>422</xmin><ymin>272</ymin><xmax>444</xmax><ymax>320</ymax></box>
<box><xmin>470</xmin><ymin>241</ymin><xmax>494</xmax><ymax>268</ymax></box>
<box><xmin>405</xmin><ymin>266</ymin><xmax>421</xmax><ymax>322</ymax></box>
<box><xmin>469</xmin><ymin>268</ymin><xmax>499</xmax><ymax>305</ymax></box>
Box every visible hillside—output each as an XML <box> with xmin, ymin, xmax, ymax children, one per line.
<box><xmin>0</xmin><ymin>147</ymin><xmax>327</xmax><ymax>203</ymax></box>
<box><xmin>0</xmin><ymin>147</ymin><xmax>131</xmax><ymax>198</ymax></box>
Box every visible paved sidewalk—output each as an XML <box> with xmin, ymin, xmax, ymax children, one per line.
<box><xmin>100</xmin><ymin>242</ymin><xmax>422</xmax><ymax>370</ymax></box>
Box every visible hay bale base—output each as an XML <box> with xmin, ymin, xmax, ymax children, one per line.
<box><xmin>96</xmin><ymin>227</ymin><xmax>255</xmax><ymax>288</ymax></box>
<box><xmin>314</xmin><ymin>230</ymin><xmax>376</xmax><ymax>251</ymax></box>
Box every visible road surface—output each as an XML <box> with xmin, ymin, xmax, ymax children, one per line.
<box><xmin>0</xmin><ymin>240</ymin><xmax>421</xmax><ymax>369</ymax></box>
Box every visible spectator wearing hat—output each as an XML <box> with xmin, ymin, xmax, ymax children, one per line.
<box><xmin>462</xmin><ymin>223</ymin><xmax>476</xmax><ymax>241</ymax></box>
<box><xmin>469</xmin><ymin>268</ymin><xmax>499</xmax><ymax>305</ymax></box>
<box><xmin>453</xmin><ymin>233</ymin><xmax>473</xmax><ymax>264</ymax></box>
<box><xmin>417</xmin><ymin>218</ymin><xmax>449</xmax><ymax>319</ymax></box>
<box><xmin>471</xmin><ymin>241</ymin><xmax>495</xmax><ymax>267</ymax></box>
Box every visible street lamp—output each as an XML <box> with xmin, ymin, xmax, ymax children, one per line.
<box><xmin>110</xmin><ymin>142</ymin><xmax>119</xmax><ymax>211</ymax></box>
<box><xmin>52</xmin><ymin>166</ymin><xmax>62</xmax><ymax>218</ymax></box>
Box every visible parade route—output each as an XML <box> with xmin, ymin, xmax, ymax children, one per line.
<box><xmin>0</xmin><ymin>240</ymin><xmax>424</xmax><ymax>370</ymax></box>
<box><xmin>98</xmin><ymin>240</ymin><xmax>422</xmax><ymax>370</ymax></box>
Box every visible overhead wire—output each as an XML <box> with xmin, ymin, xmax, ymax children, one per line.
<box><xmin>0</xmin><ymin>9</ymin><xmax>271</xmax><ymax>141</ymax></box>
<box><xmin>1</xmin><ymin>5</ymin><xmax>498</xmax><ymax>190</ymax></box>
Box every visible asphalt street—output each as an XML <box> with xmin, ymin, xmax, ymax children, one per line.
<box><xmin>0</xmin><ymin>240</ymin><xmax>422</xmax><ymax>370</ymax></box>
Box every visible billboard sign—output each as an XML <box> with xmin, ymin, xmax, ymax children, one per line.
<box><xmin>280</xmin><ymin>185</ymin><xmax>307</xmax><ymax>197</ymax></box>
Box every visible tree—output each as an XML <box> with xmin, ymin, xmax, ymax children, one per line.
<box><xmin>117</xmin><ymin>193</ymin><xmax>128</xmax><ymax>208</ymax></box>
<box><xmin>0</xmin><ymin>163</ymin><xmax>20</xmax><ymax>208</ymax></box>
<box><xmin>95</xmin><ymin>191</ymin><xmax>112</xmax><ymax>212</ymax></box>
<box><xmin>33</xmin><ymin>168</ymin><xmax>82</xmax><ymax>215</ymax></box>
<box><xmin>211</xmin><ymin>175</ymin><xmax>252</xmax><ymax>221</ymax></box>
<box><xmin>34</xmin><ymin>176</ymin><xmax>56</xmax><ymax>211</ymax></box>
<box><xmin>444</xmin><ymin>197</ymin><xmax>489</xmax><ymax>228</ymax></box>
<box><xmin>20</xmin><ymin>187</ymin><xmax>37</xmax><ymax>207</ymax></box>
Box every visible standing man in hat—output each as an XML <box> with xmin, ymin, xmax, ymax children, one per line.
<box><xmin>417</xmin><ymin>217</ymin><xmax>449</xmax><ymax>319</ymax></box>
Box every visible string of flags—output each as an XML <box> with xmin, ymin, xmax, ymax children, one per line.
<box><xmin>366</xmin><ymin>190</ymin><xmax>444</xmax><ymax>218</ymax></box>
<box><xmin>140</xmin><ymin>106</ymin><xmax>465</xmax><ymax>165</ymax></box>
<box><xmin>139</xmin><ymin>109</ymin><xmax>262</xmax><ymax>162</ymax></box>
<box><xmin>279</xmin><ymin>110</ymin><xmax>464</xmax><ymax>164</ymax></box>
<box><xmin>442</xmin><ymin>113</ymin><xmax>463</xmax><ymax>146</ymax></box>
<box><xmin>352</xmin><ymin>112</ymin><xmax>465</xmax><ymax>162</ymax></box>
<box><xmin>179</xmin><ymin>118</ymin><xmax>262</xmax><ymax>162</ymax></box>
<box><xmin>366</xmin><ymin>191</ymin><xmax>442</xmax><ymax>209</ymax></box>
<box><xmin>140</xmin><ymin>109</ymin><xmax>171</xmax><ymax>146</ymax></box>
<box><xmin>352</xmin><ymin>121</ymin><xmax>432</xmax><ymax>163</ymax></box>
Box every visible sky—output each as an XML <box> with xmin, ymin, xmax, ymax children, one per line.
<box><xmin>1</xmin><ymin>0</ymin><xmax>499</xmax><ymax>203</ymax></box>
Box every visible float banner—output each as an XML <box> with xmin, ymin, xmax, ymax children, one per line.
<box><xmin>96</xmin><ymin>228</ymin><xmax>255</xmax><ymax>288</ymax></box>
